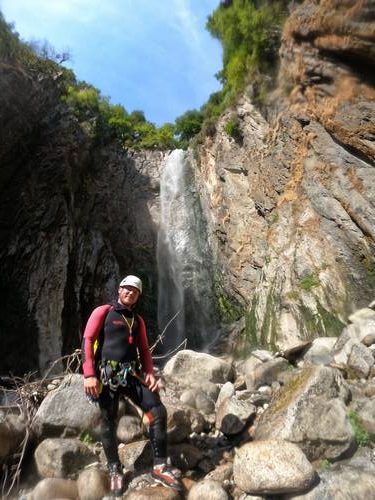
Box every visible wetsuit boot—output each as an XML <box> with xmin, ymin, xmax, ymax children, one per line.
<box><xmin>108</xmin><ymin>462</ymin><xmax>124</xmax><ymax>497</ymax></box>
<box><xmin>146</xmin><ymin>405</ymin><xmax>182</xmax><ymax>490</ymax></box>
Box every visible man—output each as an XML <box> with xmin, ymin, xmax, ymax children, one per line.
<box><xmin>82</xmin><ymin>275</ymin><xmax>181</xmax><ymax>496</ymax></box>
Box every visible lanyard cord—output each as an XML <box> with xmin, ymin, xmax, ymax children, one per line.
<box><xmin>121</xmin><ymin>313</ymin><xmax>135</xmax><ymax>344</ymax></box>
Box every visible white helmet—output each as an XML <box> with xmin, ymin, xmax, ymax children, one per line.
<box><xmin>119</xmin><ymin>275</ymin><xmax>142</xmax><ymax>294</ymax></box>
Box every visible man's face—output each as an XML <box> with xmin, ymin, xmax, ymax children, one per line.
<box><xmin>118</xmin><ymin>285</ymin><xmax>140</xmax><ymax>307</ymax></box>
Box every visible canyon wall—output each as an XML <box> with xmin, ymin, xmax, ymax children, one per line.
<box><xmin>192</xmin><ymin>0</ymin><xmax>375</xmax><ymax>351</ymax></box>
<box><xmin>0</xmin><ymin>0</ymin><xmax>374</xmax><ymax>374</ymax></box>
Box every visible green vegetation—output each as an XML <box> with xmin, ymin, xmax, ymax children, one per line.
<box><xmin>217</xmin><ymin>292</ymin><xmax>243</xmax><ymax>323</ymax></box>
<box><xmin>1</xmin><ymin>2</ymin><xmax>291</xmax><ymax>150</ymax></box>
<box><xmin>224</xmin><ymin>114</ymin><xmax>243</xmax><ymax>142</ymax></box>
<box><xmin>206</xmin><ymin>1</ymin><xmax>288</xmax><ymax>98</ymax></box>
<box><xmin>62</xmin><ymin>84</ymin><xmax>178</xmax><ymax>149</ymax></box>
<box><xmin>174</xmin><ymin>110</ymin><xmax>204</xmax><ymax>149</ymax></box>
<box><xmin>80</xmin><ymin>430</ymin><xmax>95</xmax><ymax>446</ymax></box>
<box><xmin>319</xmin><ymin>459</ymin><xmax>332</xmax><ymax>471</ymax></box>
<box><xmin>298</xmin><ymin>301</ymin><xmax>344</xmax><ymax>340</ymax></box>
<box><xmin>0</xmin><ymin>12</ymin><xmax>74</xmax><ymax>83</ymax></box>
<box><xmin>0</xmin><ymin>12</ymin><xmax>178</xmax><ymax>150</ymax></box>
<box><xmin>286</xmin><ymin>290</ymin><xmax>300</xmax><ymax>301</ymax></box>
<box><xmin>348</xmin><ymin>411</ymin><xmax>372</xmax><ymax>447</ymax></box>
<box><xmin>270</xmin><ymin>212</ymin><xmax>279</xmax><ymax>224</ymax></box>
<box><xmin>234</xmin><ymin>298</ymin><xmax>259</xmax><ymax>358</ymax></box>
<box><xmin>300</xmin><ymin>273</ymin><xmax>321</xmax><ymax>291</ymax></box>
<box><xmin>316</xmin><ymin>303</ymin><xmax>345</xmax><ymax>337</ymax></box>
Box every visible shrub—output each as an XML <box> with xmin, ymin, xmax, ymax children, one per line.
<box><xmin>224</xmin><ymin>115</ymin><xmax>242</xmax><ymax>142</ymax></box>
<box><xmin>206</xmin><ymin>0</ymin><xmax>288</xmax><ymax>100</ymax></box>
<box><xmin>300</xmin><ymin>273</ymin><xmax>321</xmax><ymax>291</ymax></box>
<box><xmin>348</xmin><ymin>411</ymin><xmax>371</xmax><ymax>447</ymax></box>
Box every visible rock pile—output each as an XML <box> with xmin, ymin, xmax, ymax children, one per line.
<box><xmin>1</xmin><ymin>305</ymin><xmax>374</xmax><ymax>499</ymax></box>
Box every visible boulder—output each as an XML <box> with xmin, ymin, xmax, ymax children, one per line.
<box><xmin>285</xmin><ymin>467</ymin><xmax>375</xmax><ymax>499</ymax></box>
<box><xmin>352</xmin><ymin>398</ymin><xmax>375</xmax><ymax>435</ymax></box>
<box><xmin>117</xmin><ymin>415</ymin><xmax>144</xmax><ymax>443</ymax></box>
<box><xmin>31</xmin><ymin>478</ymin><xmax>78</xmax><ymax>500</ymax></box>
<box><xmin>164</xmin><ymin>403</ymin><xmax>192</xmax><ymax>444</ymax></box>
<box><xmin>216</xmin><ymin>396</ymin><xmax>256</xmax><ymax>436</ymax></box>
<box><xmin>245</xmin><ymin>358</ymin><xmax>290</xmax><ymax>391</ymax></box>
<box><xmin>215</xmin><ymin>382</ymin><xmax>235</xmax><ymax>410</ymax></box>
<box><xmin>179</xmin><ymin>387</ymin><xmax>216</xmax><ymax>414</ymax></box>
<box><xmin>348</xmin><ymin>308</ymin><xmax>375</xmax><ymax>324</ymax></box>
<box><xmin>34</xmin><ymin>438</ymin><xmax>96</xmax><ymax>478</ymax></box>
<box><xmin>169</xmin><ymin>443</ymin><xmax>204</xmax><ymax>471</ymax></box>
<box><xmin>163</xmin><ymin>350</ymin><xmax>234</xmax><ymax>385</ymax></box>
<box><xmin>0</xmin><ymin>411</ymin><xmax>28</xmax><ymax>461</ymax></box>
<box><xmin>124</xmin><ymin>485</ymin><xmax>180</xmax><ymax>499</ymax></box>
<box><xmin>332</xmin><ymin>311</ymin><xmax>375</xmax><ymax>366</ymax></box>
<box><xmin>187</xmin><ymin>479</ymin><xmax>228</xmax><ymax>500</ymax></box>
<box><xmin>233</xmin><ymin>440</ymin><xmax>315</xmax><ymax>494</ymax></box>
<box><xmin>195</xmin><ymin>391</ymin><xmax>215</xmax><ymax>415</ymax></box>
<box><xmin>205</xmin><ymin>462</ymin><xmax>233</xmax><ymax>483</ymax></box>
<box><xmin>77</xmin><ymin>467</ymin><xmax>109</xmax><ymax>500</ymax></box>
<box><xmin>32</xmin><ymin>374</ymin><xmax>101</xmax><ymax>438</ymax></box>
<box><xmin>191</xmin><ymin>381</ymin><xmax>220</xmax><ymax>401</ymax></box>
<box><xmin>180</xmin><ymin>389</ymin><xmax>197</xmax><ymax>408</ymax></box>
<box><xmin>347</xmin><ymin>343</ymin><xmax>374</xmax><ymax>378</ymax></box>
<box><xmin>302</xmin><ymin>337</ymin><xmax>337</xmax><ymax>365</ymax></box>
<box><xmin>255</xmin><ymin>366</ymin><xmax>354</xmax><ymax>460</ymax></box>
<box><xmin>118</xmin><ymin>440</ymin><xmax>153</xmax><ymax>471</ymax></box>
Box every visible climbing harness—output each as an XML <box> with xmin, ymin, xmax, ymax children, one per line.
<box><xmin>99</xmin><ymin>360</ymin><xmax>138</xmax><ymax>390</ymax></box>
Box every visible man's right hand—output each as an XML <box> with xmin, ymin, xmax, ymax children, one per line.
<box><xmin>84</xmin><ymin>376</ymin><xmax>100</xmax><ymax>399</ymax></box>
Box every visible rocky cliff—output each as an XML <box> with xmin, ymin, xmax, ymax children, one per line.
<box><xmin>0</xmin><ymin>0</ymin><xmax>374</xmax><ymax>375</ymax></box>
<box><xmin>192</xmin><ymin>0</ymin><xmax>375</xmax><ymax>352</ymax></box>
<box><xmin>0</xmin><ymin>63</ymin><xmax>167</xmax><ymax>374</ymax></box>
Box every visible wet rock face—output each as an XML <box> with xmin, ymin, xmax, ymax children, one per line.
<box><xmin>0</xmin><ymin>62</ymin><xmax>167</xmax><ymax>375</ymax></box>
<box><xmin>192</xmin><ymin>0</ymin><xmax>375</xmax><ymax>350</ymax></box>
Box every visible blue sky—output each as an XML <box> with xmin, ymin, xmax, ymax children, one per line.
<box><xmin>1</xmin><ymin>0</ymin><xmax>222</xmax><ymax>125</ymax></box>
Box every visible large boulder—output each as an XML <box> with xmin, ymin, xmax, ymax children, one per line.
<box><xmin>32</xmin><ymin>374</ymin><xmax>101</xmax><ymax>438</ymax></box>
<box><xmin>77</xmin><ymin>467</ymin><xmax>109</xmax><ymax>500</ymax></box>
<box><xmin>302</xmin><ymin>337</ymin><xmax>337</xmax><ymax>365</ymax></box>
<box><xmin>0</xmin><ymin>412</ymin><xmax>28</xmax><ymax>461</ymax></box>
<box><xmin>34</xmin><ymin>438</ymin><xmax>96</xmax><ymax>478</ymax></box>
<box><xmin>118</xmin><ymin>440</ymin><xmax>153</xmax><ymax>471</ymax></box>
<box><xmin>332</xmin><ymin>308</ymin><xmax>375</xmax><ymax>366</ymax></box>
<box><xmin>117</xmin><ymin>415</ymin><xmax>144</xmax><ymax>443</ymax></box>
<box><xmin>255</xmin><ymin>366</ymin><xmax>354</xmax><ymax>460</ymax></box>
<box><xmin>233</xmin><ymin>440</ymin><xmax>315</xmax><ymax>495</ymax></box>
<box><xmin>347</xmin><ymin>343</ymin><xmax>374</xmax><ymax>378</ymax></box>
<box><xmin>216</xmin><ymin>396</ymin><xmax>256</xmax><ymax>436</ymax></box>
<box><xmin>286</xmin><ymin>465</ymin><xmax>375</xmax><ymax>499</ymax></box>
<box><xmin>245</xmin><ymin>358</ymin><xmax>290</xmax><ymax>390</ymax></box>
<box><xmin>163</xmin><ymin>350</ymin><xmax>234</xmax><ymax>385</ymax></box>
<box><xmin>31</xmin><ymin>478</ymin><xmax>78</xmax><ymax>500</ymax></box>
<box><xmin>187</xmin><ymin>479</ymin><xmax>228</xmax><ymax>500</ymax></box>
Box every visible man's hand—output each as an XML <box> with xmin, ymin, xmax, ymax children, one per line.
<box><xmin>145</xmin><ymin>373</ymin><xmax>159</xmax><ymax>392</ymax></box>
<box><xmin>84</xmin><ymin>376</ymin><xmax>100</xmax><ymax>399</ymax></box>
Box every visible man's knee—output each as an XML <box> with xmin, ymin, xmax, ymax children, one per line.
<box><xmin>145</xmin><ymin>404</ymin><xmax>167</xmax><ymax>425</ymax></box>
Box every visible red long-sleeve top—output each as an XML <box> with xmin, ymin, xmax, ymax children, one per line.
<box><xmin>82</xmin><ymin>304</ymin><xmax>154</xmax><ymax>378</ymax></box>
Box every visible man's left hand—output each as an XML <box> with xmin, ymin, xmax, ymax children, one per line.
<box><xmin>145</xmin><ymin>373</ymin><xmax>159</xmax><ymax>392</ymax></box>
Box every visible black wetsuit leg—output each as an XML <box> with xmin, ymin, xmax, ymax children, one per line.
<box><xmin>121</xmin><ymin>378</ymin><xmax>167</xmax><ymax>463</ymax></box>
<box><xmin>99</xmin><ymin>385</ymin><xmax>121</xmax><ymax>466</ymax></box>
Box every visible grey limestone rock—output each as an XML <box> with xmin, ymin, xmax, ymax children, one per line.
<box><xmin>34</xmin><ymin>438</ymin><xmax>96</xmax><ymax>478</ymax></box>
<box><xmin>233</xmin><ymin>440</ymin><xmax>315</xmax><ymax>494</ymax></box>
<box><xmin>255</xmin><ymin>366</ymin><xmax>354</xmax><ymax>460</ymax></box>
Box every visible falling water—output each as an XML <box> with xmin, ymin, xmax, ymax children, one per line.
<box><xmin>157</xmin><ymin>149</ymin><xmax>219</xmax><ymax>354</ymax></box>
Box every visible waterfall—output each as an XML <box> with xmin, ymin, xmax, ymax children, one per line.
<box><xmin>157</xmin><ymin>149</ymin><xmax>219</xmax><ymax>354</ymax></box>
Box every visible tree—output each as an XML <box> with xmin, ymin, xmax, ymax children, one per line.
<box><xmin>175</xmin><ymin>109</ymin><xmax>204</xmax><ymax>144</ymax></box>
